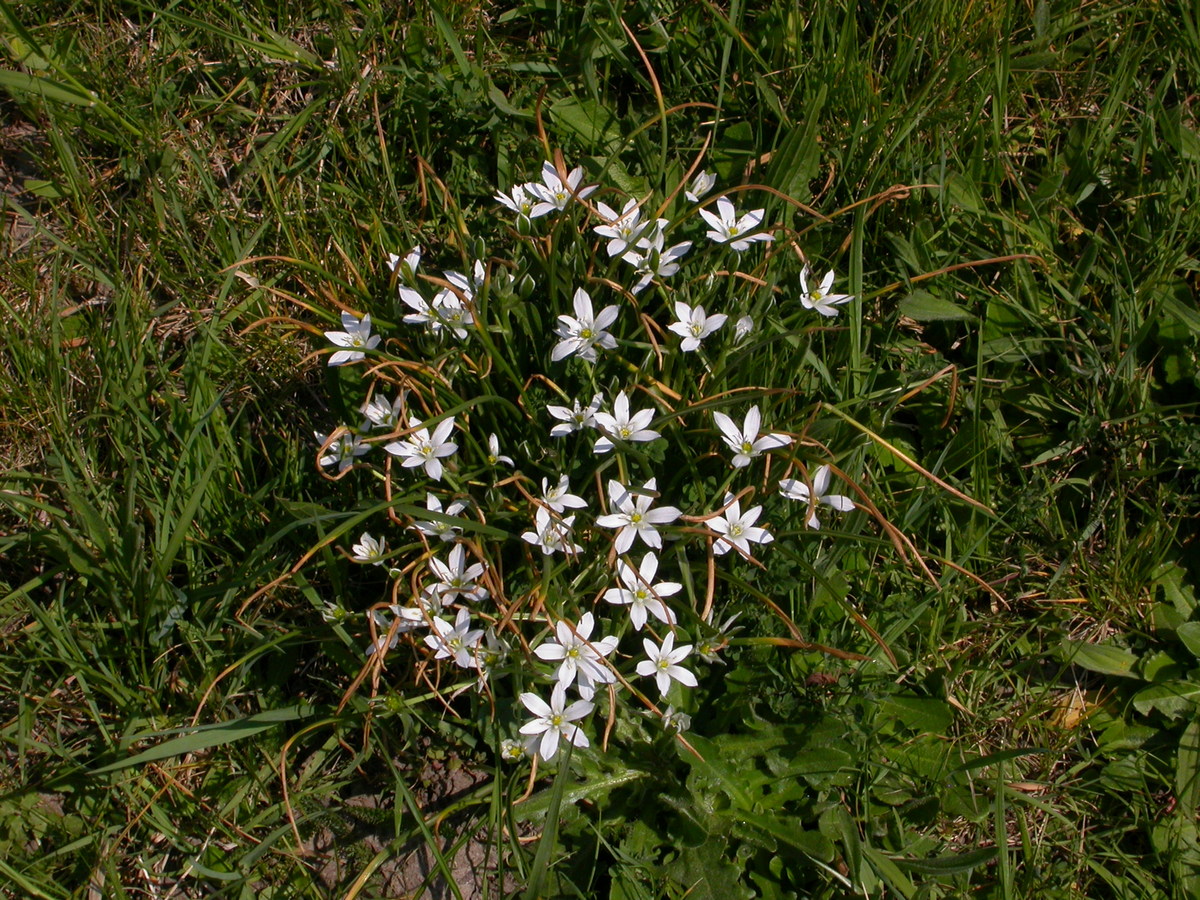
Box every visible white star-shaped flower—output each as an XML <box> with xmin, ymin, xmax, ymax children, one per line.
<box><xmin>444</xmin><ymin>261</ymin><xmax>486</xmax><ymax>299</ymax></box>
<box><xmin>799</xmin><ymin>266</ymin><xmax>854</xmax><ymax>317</ymax></box>
<box><xmin>709</xmin><ymin>493</ymin><xmax>773</xmax><ymax>557</ymax></box>
<box><xmin>696</xmin><ymin>611</ymin><xmax>743</xmax><ymax>665</ymax></box>
<box><xmin>547</xmin><ymin>393</ymin><xmax>603</xmax><ymax>437</ymax></box>
<box><xmin>364</xmin><ymin>605</ymin><xmax>428</xmax><ymax>657</ymax></box>
<box><xmin>594</xmin><ymin>198</ymin><xmax>649</xmax><ymax>257</ymax></box>
<box><xmin>779</xmin><ymin>464</ymin><xmax>856</xmax><ymax>529</ymax></box>
<box><xmin>398</xmin><ymin>286</ymin><xmax>440</xmax><ymax>333</ymax></box>
<box><xmin>712</xmin><ymin>405</ymin><xmax>792</xmax><ymax>468</ymax></box>
<box><xmin>431</xmin><ymin>288</ymin><xmax>474</xmax><ymax>340</ymax></box>
<box><xmin>542</xmin><ymin>475</ymin><xmax>587</xmax><ymax>514</ymax></box>
<box><xmin>521</xmin><ymin>507</ymin><xmax>583</xmax><ymax>556</ymax></box>
<box><xmin>384</xmin><ymin>416</ymin><xmax>458</xmax><ymax>481</ymax></box>
<box><xmin>667</xmin><ymin>301</ymin><xmax>727</xmax><ymax>352</ymax></box>
<box><xmin>351</xmin><ymin>532</ymin><xmax>387</xmax><ymax>565</ymax></box>
<box><xmin>552</xmin><ymin>288</ymin><xmax>619</xmax><ymax>363</ymax></box>
<box><xmin>735</xmin><ymin>315</ymin><xmax>755</xmax><ymax>342</ymax></box>
<box><xmin>428</xmin><ymin>544</ymin><xmax>489</xmax><ymax>605</ymax></box>
<box><xmin>621</xmin><ymin>221</ymin><xmax>691</xmax><ymax>295</ymax></box>
<box><xmin>685</xmin><ymin>170</ymin><xmax>716</xmax><ymax>203</ymax></box>
<box><xmin>315</xmin><ymin>428</ymin><xmax>369</xmax><ymax>473</ymax></box>
<box><xmin>474</xmin><ymin>628</ymin><xmax>509</xmax><ymax>687</ymax></box>
<box><xmin>528</xmin><ymin>160</ymin><xmax>597</xmax><ymax>217</ymax></box>
<box><xmin>592</xmin><ymin>390</ymin><xmax>661</xmax><ymax>454</ymax></box>
<box><xmin>603</xmin><ymin>551</ymin><xmax>681</xmax><ymax>631</ymax></box>
<box><xmin>595</xmin><ymin>478</ymin><xmax>682</xmax><ymax>554</ymax></box>
<box><xmin>533</xmin><ymin>612</ymin><xmax>619</xmax><ymax>700</ymax></box>
<box><xmin>485</xmin><ymin>433</ymin><xmax>514</xmax><ymax>467</ymax></box>
<box><xmin>324</xmin><ymin>312</ymin><xmax>381</xmax><ymax>366</ymax></box>
<box><xmin>636</xmin><ymin>632</ymin><xmax>698</xmax><ymax>696</ymax></box>
<box><xmin>496</xmin><ymin>183</ymin><xmax>537</xmax><ymax>219</ymax></box>
<box><xmin>411</xmin><ymin>493</ymin><xmax>468</xmax><ymax>541</ymax></box>
<box><xmin>518</xmin><ymin>682</ymin><xmax>594</xmax><ymax>761</ymax></box>
<box><xmin>423</xmin><ymin>608</ymin><xmax>484</xmax><ymax>668</ymax></box>
<box><xmin>697</xmin><ymin>196</ymin><xmax>773</xmax><ymax>252</ymax></box>
<box><xmin>386</xmin><ymin>247</ymin><xmax>421</xmax><ymax>281</ymax></box>
<box><xmin>398</xmin><ymin>286</ymin><xmax>474</xmax><ymax>340</ymax></box>
<box><xmin>362</xmin><ymin>392</ymin><xmax>406</xmax><ymax>430</ymax></box>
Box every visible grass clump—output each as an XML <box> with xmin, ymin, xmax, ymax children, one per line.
<box><xmin>1</xmin><ymin>0</ymin><xmax>1199</xmax><ymax>897</ymax></box>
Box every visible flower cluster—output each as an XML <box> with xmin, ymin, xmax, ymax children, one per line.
<box><xmin>311</xmin><ymin>154</ymin><xmax>864</xmax><ymax>766</ymax></box>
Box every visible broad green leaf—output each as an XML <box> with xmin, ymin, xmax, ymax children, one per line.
<box><xmin>1162</xmin><ymin>295</ymin><xmax>1200</xmax><ymax>339</ymax></box>
<box><xmin>1062</xmin><ymin>640</ymin><xmax>1141</xmax><ymax>678</ymax></box>
<box><xmin>942</xmin><ymin>172</ymin><xmax>983</xmax><ymax>212</ymax></box>
<box><xmin>678</xmin><ymin>733</ymin><xmax>755</xmax><ymax>809</ymax></box>
<box><xmin>1141</xmin><ymin>649</ymin><xmax>1183</xmax><ymax>682</ymax></box>
<box><xmin>898</xmin><ymin>290</ymin><xmax>975</xmax><ymax>322</ymax></box>
<box><xmin>515</xmin><ymin>768</ymin><xmax>649</xmax><ymax>821</ymax></box>
<box><xmin>22</xmin><ymin>178</ymin><xmax>69</xmax><ymax>199</ymax></box>
<box><xmin>1097</xmin><ymin>720</ymin><xmax>1159</xmax><ymax>751</ymax></box>
<box><xmin>879</xmin><ymin>696</ymin><xmax>954</xmax><ymax>734</ymax></box>
<box><xmin>733</xmin><ymin>809</ymin><xmax>835</xmax><ymax>861</ymax></box>
<box><xmin>5</xmin><ymin>35</ymin><xmax>50</xmax><ymax>70</ymax></box>
<box><xmin>1154</xmin><ymin>561</ymin><xmax>1199</xmax><ymax>614</ymax></box>
<box><xmin>1177</xmin><ymin>623</ymin><xmax>1200</xmax><ymax>660</ymax></box>
<box><xmin>1132</xmin><ymin>681</ymin><xmax>1200</xmax><ymax>719</ymax></box>
<box><xmin>1173</xmin><ymin>721</ymin><xmax>1200</xmax><ymax>895</ymax></box>
<box><xmin>862</xmin><ymin>845</ymin><xmax>917</xmax><ymax>898</ymax></box>
<box><xmin>548</xmin><ymin>96</ymin><xmax>621</xmax><ymax>151</ymax></box>
<box><xmin>664</xmin><ymin>844</ymin><xmax>755</xmax><ymax>900</ymax></box>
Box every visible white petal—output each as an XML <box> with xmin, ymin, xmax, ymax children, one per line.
<box><xmin>669</xmin><ymin>665</ymin><xmax>698</xmax><ymax>687</ymax></box>
<box><xmin>594</xmin><ymin>305</ymin><xmax>620</xmax><ymax>331</ymax></box>
<box><xmin>535</xmin><ymin>643</ymin><xmax>566</xmax><ymax>662</ymax></box>
<box><xmin>697</xmin><ymin>207</ymin><xmax>723</xmax><ymax>231</ymax></box>
<box><xmin>572</xmin><ymin>287</ymin><xmax>592</xmax><ymax>321</ymax></box>
<box><xmin>810</xmin><ymin>465</ymin><xmax>830</xmax><ymax>495</ymax></box>
<box><xmin>520</xmin><ymin>692</ymin><xmax>551</xmax><ymax>718</ymax></box>
<box><xmin>614</xmin><ymin>528</ymin><xmax>635</xmax><ymax>555</ymax></box>
<box><xmin>744</xmin><ymin>406</ymin><xmax>762</xmax><ymax>441</ymax></box>
<box><xmin>713</xmin><ymin>412</ymin><xmax>742</xmax><ymax>447</ymax></box>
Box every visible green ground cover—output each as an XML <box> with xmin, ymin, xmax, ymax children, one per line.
<box><xmin>2</xmin><ymin>0</ymin><xmax>1200</xmax><ymax>896</ymax></box>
